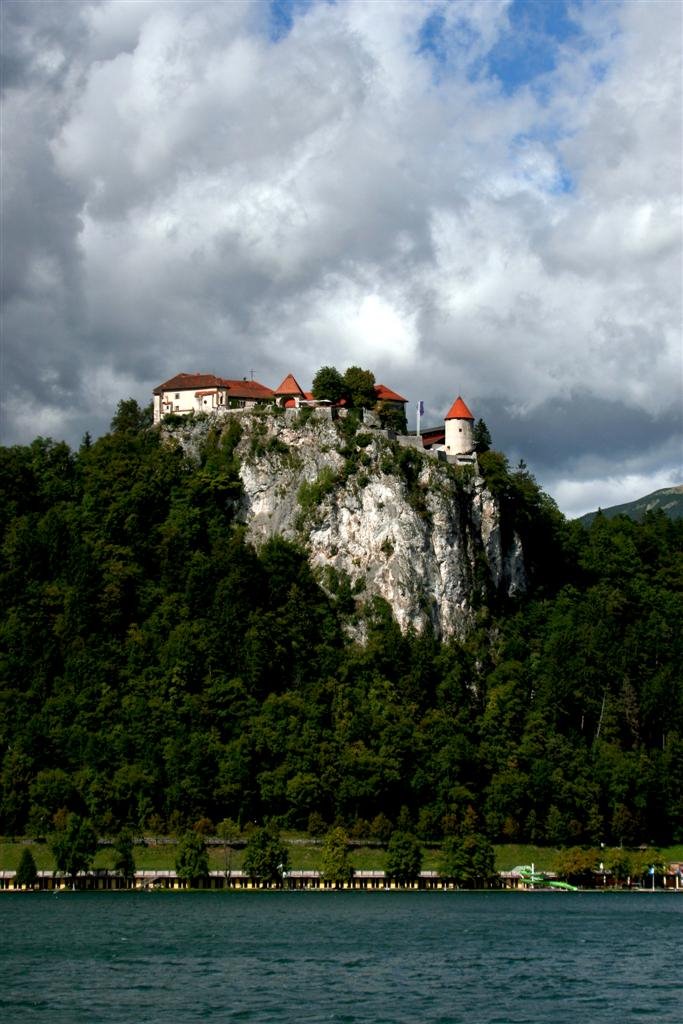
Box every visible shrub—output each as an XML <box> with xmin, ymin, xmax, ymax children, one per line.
<box><xmin>297</xmin><ymin>467</ymin><xmax>338</xmax><ymax>514</ymax></box>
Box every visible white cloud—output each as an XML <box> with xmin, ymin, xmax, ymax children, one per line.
<box><xmin>2</xmin><ymin>0</ymin><xmax>681</xmax><ymax>514</ymax></box>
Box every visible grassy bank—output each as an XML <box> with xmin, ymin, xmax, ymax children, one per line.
<box><xmin>1</xmin><ymin>838</ymin><xmax>681</xmax><ymax>874</ymax></box>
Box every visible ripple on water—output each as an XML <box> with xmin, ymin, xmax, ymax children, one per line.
<box><xmin>1</xmin><ymin>892</ymin><xmax>682</xmax><ymax>1024</ymax></box>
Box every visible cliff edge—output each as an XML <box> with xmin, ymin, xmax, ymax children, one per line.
<box><xmin>167</xmin><ymin>408</ymin><xmax>526</xmax><ymax>638</ymax></box>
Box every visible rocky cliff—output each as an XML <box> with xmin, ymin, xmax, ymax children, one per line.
<box><xmin>167</xmin><ymin>408</ymin><xmax>526</xmax><ymax>638</ymax></box>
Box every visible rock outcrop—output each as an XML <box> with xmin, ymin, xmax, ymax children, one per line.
<box><xmin>167</xmin><ymin>408</ymin><xmax>526</xmax><ymax>638</ymax></box>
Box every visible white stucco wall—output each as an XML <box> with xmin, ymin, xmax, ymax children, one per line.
<box><xmin>445</xmin><ymin>417</ymin><xmax>474</xmax><ymax>456</ymax></box>
<box><xmin>155</xmin><ymin>387</ymin><xmax>226</xmax><ymax>419</ymax></box>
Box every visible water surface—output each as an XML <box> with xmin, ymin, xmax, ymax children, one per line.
<box><xmin>2</xmin><ymin>891</ymin><xmax>681</xmax><ymax>1023</ymax></box>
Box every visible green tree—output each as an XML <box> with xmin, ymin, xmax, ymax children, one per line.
<box><xmin>320</xmin><ymin>827</ymin><xmax>354</xmax><ymax>885</ymax></box>
<box><xmin>217</xmin><ymin>817</ymin><xmax>240</xmax><ymax>879</ymax></box>
<box><xmin>175</xmin><ymin>831</ymin><xmax>209</xmax><ymax>886</ymax></box>
<box><xmin>463</xmin><ymin>832</ymin><xmax>496</xmax><ymax>887</ymax></box>
<box><xmin>112</xmin><ymin>830</ymin><xmax>136</xmax><ymax>884</ymax></box>
<box><xmin>311</xmin><ymin>366</ymin><xmax>347</xmax><ymax>403</ymax></box>
<box><xmin>604</xmin><ymin>848</ymin><xmax>633</xmax><ymax>884</ymax></box>
<box><xmin>553</xmin><ymin>847</ymin><xmax>598</xmax><ymax>885</ymax></box>
<box><xmin>50</xmin><ymin>814</ymin><xmax>98</xmax><ymax>885</ymax></box>
<box><xmin>473</xmin><ymin>419</ymin><xmax>492</xmax><ymax>453</ymax></box>
<box><xmin>343</xmin><ymin>366</ymin><xmax>376</xmax><ymax>408</ymax></box>
<box><xmin>378</xmin><ymin>402</ymin><xmax>407</xmax><ymax>433</ymax></box>
<box><xmin>438</xmin><ymin>835</ymin><xmax>471</xmax><ymax>886</ymax></box>
<box><xmin>15</xmin><ymin>847</ymin><xmax>38</xmax><ymax>888</ymax></box>
<box><xmin>307</xmin><ymin>811</ymin><xmax>327</xmax><ymax>837</ymax></box>
<box><xmin>439</xmin><ymin>831</ymin><xmax>496</xmax><ymax>888</ymax></box>
<box><xmin>544</xmin><ymin>805</ymin><xmax>568</xmax><ymax>845</ymax></box>
<box><xmin>385</xmin><ymin>831</ymin><xmax>422</xmax><ymax>885</ymax></box>
<box><xmin>110</xmin><ymin>398</ymin><xmax>152</xmax><ymax>433</ymax></box>
<box><xmin>243</xmin><ymin>824</ymin><xmax>290</xmax><ymax>885</ymax></box>
<box><xmin>370</xmin><ymin>812</ymin><xmax>393</xmax><ymax>844</ymax></box>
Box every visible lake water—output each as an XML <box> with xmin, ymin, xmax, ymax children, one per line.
<box><xmin>1</xmin><ymin>891</ymin><xmax>681</xmax><ymax>1023</ymax></box>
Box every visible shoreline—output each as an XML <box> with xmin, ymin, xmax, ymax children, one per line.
<box><xmin>2</xmin><ymin>868</ymin><xmax>681</xmax><ymax>894</ymax></box>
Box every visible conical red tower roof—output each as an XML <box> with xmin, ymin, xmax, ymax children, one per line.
<box><xmin>274</xmin><ymin>373</ymin><xmax>305</xmax><ymax>396</ymax></box>
<box><xmin>444</xmin><ymin>396</ymin><xmax>474</xmax><ymax>421</ymax></box>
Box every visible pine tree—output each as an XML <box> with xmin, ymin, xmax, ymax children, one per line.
<box><xmin>473</xmin><ymin>418</ymin><xmax>492</xmax><ymax>453</ymax></box>
<box><xmin>15</xmin><ymin>847</ymin><xmax>38</xmax><ymax>888</ymax></box>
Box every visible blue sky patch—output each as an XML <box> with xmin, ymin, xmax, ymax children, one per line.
<box><xmin>415</xmin><ymin>0</ymin><xmax>601</xmax><ymax>95</ymax></box>
<box><xmin>267</xmin><ymin>0</ymin><xmax>318</xmax><ymax>42</ymax></box>
<box><xmin>418</xmin><ymin>10</ymin><xmax>448</xmax><ymax>64</ymax></box>
<box><xmin>486</xmin><ymin>0</ymin><xmax>585</xmax><ymax>94</ymax></box>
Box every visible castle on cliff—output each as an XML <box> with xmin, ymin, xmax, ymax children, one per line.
<box><xmin>153</xmin><ymin>371</ymin><xmax>476</xmax><ymax>462</ymax></box>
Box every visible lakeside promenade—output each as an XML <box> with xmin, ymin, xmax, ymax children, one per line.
<box><xmin>2</xmin><ymin>865</ymin><xmax>682</xmax><ymax>892</ymax></box>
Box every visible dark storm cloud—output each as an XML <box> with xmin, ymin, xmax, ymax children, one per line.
<box><xmin>486</xmin><ymin>394</ymin><xmax>680</xmax><ymax>471</ymax></box>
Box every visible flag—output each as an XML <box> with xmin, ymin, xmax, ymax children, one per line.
<box><xmin>418</xmin><ymin>401</ymin><xmax>424</xmax><ymax>416</ymax></box>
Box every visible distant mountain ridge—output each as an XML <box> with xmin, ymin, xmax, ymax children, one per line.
<box><xmin>579</xmin><ymin>484</ymin><xmax>683</xmax><ymax>525</ymax></box>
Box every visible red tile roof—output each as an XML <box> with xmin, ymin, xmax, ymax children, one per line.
<box><xmin>219</xmin><ymin>378</ymin><xmax>274</xmax><ymax>399</ymax></box>
<box><xmin>274</xmin><ymin>373</ymin><xmax>305</xmax><ymax>396</ymax></box>
<box><xmin>154</xmin><ymin>373</ymin><xmax>273</xmax><ymax>400</ymax></box>
<box><xmin>445</xmin><ymin>396</ymin><xmax>474</xmax><ymax>421</ymax></box>
<box><xmin>374</xmin><ymin>384</ymin><xmax>407</xmax><ymax>403</ymax></box>
<box><xmin>155</xmin><ymin>373</ymin><xmax>224</xmax><ymax>394</ymax></box>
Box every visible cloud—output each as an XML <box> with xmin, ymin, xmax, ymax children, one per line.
<box><xmin>1</xmin><ymin>0</ymin><xmax>681</xmax><ymax>516</ymax></box>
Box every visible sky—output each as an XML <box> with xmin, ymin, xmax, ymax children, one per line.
<box><xmin>1</xmin><ymin>0</ymin><xmax>681</xmax><ymax>517</ymax></box>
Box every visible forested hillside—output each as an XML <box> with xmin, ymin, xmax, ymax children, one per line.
<box><xmin>579</xmin><ymin>484</ymin><xmax>683</xmax><ymax>526</ymax></box>
<box><xmin>1</xmin><ymin>402</ymin><xmax>681</xmax><ymax>847</ymax></box>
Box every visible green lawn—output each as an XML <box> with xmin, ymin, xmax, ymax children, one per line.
<box><xmin>0</xmin><ymin>839</ymin><xmax>432</xmax><ymax>873</ymax></box>
<box><xmin>1</xmin><ymin>838</ymin><xmax>680</xmax><ymax>874</ymax></box>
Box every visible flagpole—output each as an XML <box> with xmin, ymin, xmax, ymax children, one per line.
<box><xmin>417</xmin><ymin>401</ymin><xmax>422</xmax><ymax>438</ymax></box>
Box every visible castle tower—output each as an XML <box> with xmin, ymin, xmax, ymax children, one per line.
<box><xmin>274</xmin><ymin>373</ymin><xmax>306</xmax><ymax>407</ymax></box>
<box><xmin>444</xmin><ymin>395</ymin><xmax>474</xmax><ymax>456</ymax></box>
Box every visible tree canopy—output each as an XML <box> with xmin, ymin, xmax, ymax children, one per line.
<box><xmin>113</xmin><ymin>830</ymin><xmax>136</xmax><ymax>880</ymax></box>
<box><xmin>320</xmin><ymin>827</ymin><xmax>354</xmax><ymax>884</ymax></box>
<box><xmin>311</xmin><ymin>366</ymin><xmax>347</xmax><ymax>404</ymax></box>
<box><xmin>343</xmin><ymin>366</ymin><xmax>376</xmax><ymax>408</ymax></box>
<box><xmin>243</xmin><ymin>824</ymin><xmax>290</xmax><ymax>883</ymax></box>
<box><xmin>385</xmin><ymin>831</ymin><xmax>423</xmax><ymax>884</ymax></box>
<box><xmin>175</xmin><ymin>831</ymin><xmax>209</xmax><ymax>885</ymax></box>
<box><xmin>0</xmin><ymin>411</ymin><xmax>681</xmax><ymax>850</ymax></box>
<box><xmin>50</xmin><ymin>815</ymin><xmax>97</xmax><ymax>881</ymax></box>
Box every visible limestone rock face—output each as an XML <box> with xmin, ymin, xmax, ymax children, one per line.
<box><xmin>170</xmin><ymin>409</ymin><xmax>526</xmax><ymax>638</ymax></box>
